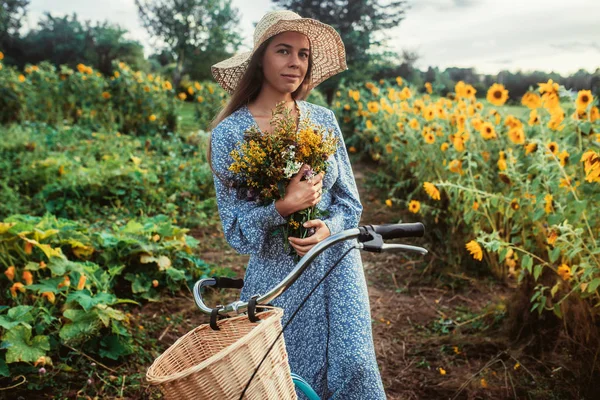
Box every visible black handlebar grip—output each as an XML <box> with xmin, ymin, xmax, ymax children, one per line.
<box><xmin>373</xmin><ymin>222</ymin><xmax>425</xmax><ymax>239</ymax></box>
<box><xmin>212</xmin><ymin>276</ymin><xmax>244</xmax><ymax>289</ymax></box>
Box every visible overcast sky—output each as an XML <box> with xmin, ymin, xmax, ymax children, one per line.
<box><xmin>24</xmin><ymin>0</ymin><xmax>600</xmax><ymax>75</ymax></box>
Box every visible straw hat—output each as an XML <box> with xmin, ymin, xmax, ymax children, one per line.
<box><xmin>211</xmin><ymin>10</ymin><xmax>347</xmax><ymax>94</ymax></box>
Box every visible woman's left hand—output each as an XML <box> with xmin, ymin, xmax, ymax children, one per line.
<box><xmin>288</xmin><ymin>219</ymin><xmax>330</xmax><ymax>257</ymax></box>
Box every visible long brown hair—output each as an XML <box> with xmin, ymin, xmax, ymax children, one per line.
<box><xmin>207</xmin><ymin>34</ymin><xmax>314</xmax><ymax>184</ymax></box>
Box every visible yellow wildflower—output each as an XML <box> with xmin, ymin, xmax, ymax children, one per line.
<box><xmin>408</xmin><ymin>200</ymin><xmax>420</xmax><ymax>214</ymax></box>
<box><xmin>557</xmin><ymin>264</ymin><xmax>571</xmax><ymax>281</ymax></box>
<box><xmin>487</xmin><ymin>83</ymin><xmax>509</xmax><ymax>106</ymax></box>
<box><xmin>466</xmin><ymin>240</ymin><xmax>483</xmax><ymax>261</ymax></box>
<box><xmin>423</xmin><ymin>182</ymin><xmax>441</xmax><ymax>200</ymax></box>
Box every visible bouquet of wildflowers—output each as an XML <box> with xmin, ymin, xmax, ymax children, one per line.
<box><xmin>228</xmin><ymin>101</ymin><xmax>339</xmax><ymax>262</ymax></box>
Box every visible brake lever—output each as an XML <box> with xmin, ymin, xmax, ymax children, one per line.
<box><xmin>357</xmin><ymin>228</ymin><xmax>428</xmax><ymax>255</ymax></box>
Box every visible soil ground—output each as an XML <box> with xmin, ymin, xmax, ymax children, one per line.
<box><xmin>135</xmin><ymin>160</ymin><xmax>590</xmax><ymax>400</ymax></box>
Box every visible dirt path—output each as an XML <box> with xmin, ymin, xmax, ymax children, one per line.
<box><xmin>142</xmin><ymin>161</ymin><xmax>568</xmax><ymax>399</ymax></box>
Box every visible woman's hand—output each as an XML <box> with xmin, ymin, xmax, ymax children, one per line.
<box><xmin>282</xmin><ymin>164</ymin><xmax>324</xmax><ymax>215</ymax></box>
<box><xmin>288</xmin><ymin>219</ymin><xmax>331</xmax><ymax>257</ymax></box>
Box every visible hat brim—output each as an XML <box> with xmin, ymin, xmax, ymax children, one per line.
<box><xmin>211</xmin><ymin>18</ymin><xmax>347</xmax><ymax>95</ymax></box>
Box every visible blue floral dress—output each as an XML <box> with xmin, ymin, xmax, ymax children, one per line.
<box><xmin>210</xmin><ymin>100</ymin><xmax>386</xmax><ymax>399</ymax></box>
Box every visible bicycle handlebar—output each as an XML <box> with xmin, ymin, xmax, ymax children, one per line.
<box><xmin>366</xmin><ymin>222</ymin><xmax>425</xmax><ymax>240</ymax></box>
<box><xmin>193</xmin><ymin>222</ymin><xmax>427</xmax><ymax>317</ymax></box>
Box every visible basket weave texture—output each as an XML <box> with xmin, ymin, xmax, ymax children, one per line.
<box><xmin>146</xmin><ymin>307</ymin><xmax>297</xmax><ymax>399</ymax></box>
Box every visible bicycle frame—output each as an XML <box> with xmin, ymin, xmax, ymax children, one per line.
<box><xmin>193</xmin><ymin>225</ymin><xmax>428</xmax><ymax>318</ymax></box>
<box><xmin>192</xmin><ymin>223</ymin><xmax>428</xmax><ymax>400</ymax></box>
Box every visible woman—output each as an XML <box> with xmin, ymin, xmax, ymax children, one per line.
<box><xmin>207</xmin><ymin>10</ymin><xmax>386</xmax><ymax>400</ymax></box>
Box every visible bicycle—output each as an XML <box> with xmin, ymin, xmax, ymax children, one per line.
<box><xmin>192</xmin><ymin>222</ymin><xmax>428</xmax><ymax>399</ymax></box>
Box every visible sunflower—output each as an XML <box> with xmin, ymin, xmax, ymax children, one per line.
<box><xmin>423</xmin><ymin>106</ymin><xmax>435</xmax><ymax>121</ymax></box>
<box><xmin>510</xmin><ymin>199</ymin><xmax>520</xmax><ymax>210</ymax></box>
<box><xmin>591</xmin><ymin>106</ymin><xmax>599</xmax><ymax>122</ymax></box>
<box><xmin>455</xmin><ymin>81</ymin><xmax>468</xmax><ymax>99</ymax></box>
<box><xmin>423</xmin><ymin>182</ymin><xmax>441</xmax><ymax>200</ymax></box>
<box><xmin>581</xmin><ymin>150</ymin><xmax>600</xmax><ymax>182</ymax></box>
<box><xmin>367</xmin><ymin>101</ymin><xmax>380</xmax><ymax>113</ymax></box>
<box><xmin>396</xmin><ymin>76</ymin><xmax>403</xmax><ymax>86</ymax></box>
<box><xmin>449</xmin><ymin>159</ymin><xmax>463</xmax><ymax>174</ymax></box>
<box><xmin>508</xmin><ymin>127</ymin><xmax>525</xmax><ymax>145</ymax></box>
<box><xmin>557</xmin><ymin>264</ymin><xmax>572</xmax><ymax>281</ymax></box>
<box><xmin>486</xmin><ymin>83</ymin><xmax>509</xmax><ymax>106</ymax></box>
<box><xmin>424</xmin><ymin>133</ymin><xmax>435</xmax><ymax>144</ymax></box>
<box><xmin>538</xmin><ymin>79</ymin><xmax>559</xmax><ymax>94</ymax></box>
<box><xmin>521</xmin><ymin>92</ymin><xmax>542</xmax><ymax>109</ymax></box>
<box><xmin>497</xmin><ymin>150</ymin><xmax>507</xmax><ymax>170</ymax></box>
<box><xmin>547</xmin><ymin>142</ymin><xmax>559</xmax><ymax>155</ymax></box>
<box><xmin>400</xmin><ymin>87</ymin><xmax>412</xmax><ymax>100</ymax></box>
<box><xmin>471</xmin><ymin>117</ymin><xmax>483</xmax><ymax>131</ymax></box>
<box><xmin>558</xmin><ymin>150</ymin><xmax>569</xmax><ymax>166</ymax></box>
<box><xmin>528</xmin><ymin>109</ymin><xmax>540</xmax><ymax>126</ymax></box>
<box><xmin>408</xmin><ymin>200</ymin><xmax>421</xmax><ymax>213</ymax></box>
<box><xmin>547</xmin><ymin>230</ymin><xmax>558</xmax><ymax>245</ymax></box>
<box><xmin>465</xmin><ymin>85</ymin><xmax>476</xmax><ymax>99</ymax></box>
<box><xmin>480</xmin><ymin>122</ymin><xmax>496</xmax><ymax>140</ymax></box>
<box><xmin>441</xmin><ymin>142</ymin><xmax>449</xmax><ymax>152</ymax></box>
<box><xmin>366</xmin><ymin>120</ymin><xmax>373</xmax><ymax>130</ymax></box>
<box><xmin>453</xmin><ymin>136</ymin><xmax>465</xmax><ymax>152</ymax></box>
<box><xmin>425</xmin><ymin>82</ymin><xmax>433</xmax><ymax>94</ymax></box>
<box><xmin>409</xmin><ymin>119</ymin><xmax>420</xmax><ymax>130</ymax></box>
<box><xmin>525</xmin><ymin>142</ymin><xmax>538</xmax><ymax>155</ymax></box>
<box><xmin>576</xmin><ymin>90</ymin><xmax>593</xmax><ymax>111</ymax></box>
<box><xmin>542</xmin><ymin>92</ymin><xmax>560</xmax><ymax>110</ymax></box>
<box><xmin>544</xmin><ymin>194</ymin><xmax>554</xmax><ymax>214</ymax></box>
<box><xmin>465</xmin><ymin>240</ymin><xmax>483</xmax><ymax>261</ymax></box>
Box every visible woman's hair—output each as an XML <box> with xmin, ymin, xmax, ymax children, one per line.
<box><xmin>207</xmin><ymin>34</ymin><xmax>314</xmax><ymax>184</ymax></box>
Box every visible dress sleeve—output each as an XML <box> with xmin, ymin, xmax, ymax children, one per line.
<box><xmin>321</xmin><ymin>109</ymin><xmax>364</xmax><ymax>236</ymax></box>
<box><xmin>210</xmin><ymin>123</ymin><xmax>289</xmax><ymax>256</ymax></box>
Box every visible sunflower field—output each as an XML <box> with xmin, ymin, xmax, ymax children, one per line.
<box><xmin>2</xmin><ymin>44</ymin><xmax>600</xmax><ymax>396</ymax></box>
<box><xmin>331</xmin><ymin>77</ymin><xmax>600</xmax><ymax>320</ymax></box>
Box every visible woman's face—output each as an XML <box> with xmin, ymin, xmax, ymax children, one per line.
<box><xmin>261</xmin><ymin>31</ymin><xmax>310</xmax><ymax>95</ymax></box>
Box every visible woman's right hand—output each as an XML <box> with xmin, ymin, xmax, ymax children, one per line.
<box><xmin>278</xmin><ymin>164</ymin><xmax>324</xmax><ymax>216</ymax></box>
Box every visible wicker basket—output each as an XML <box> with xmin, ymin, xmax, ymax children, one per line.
<box><xmin>146</xmin><ymin>306</ymin><xmax>297</xmax><ymax>399</ymax></box>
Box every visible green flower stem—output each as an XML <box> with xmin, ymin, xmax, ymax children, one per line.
<box><xmin>545</xmin><ymin>281</ymin><xmax>581</xmax><ymax>310</ymax></box>
<box><xmin>466</xmin><ymin>163</ymin><xmax>498</xmax><ymax>232</ymax></box>
<box><xmin>549</xmin><ymin>150</ymin><xmax>598</xmax><ymax>252</ymax></box>
<box><xmin>508</xmin><ymin>244</ymin><xmax>553</xmax><ymax>270</ymax></box>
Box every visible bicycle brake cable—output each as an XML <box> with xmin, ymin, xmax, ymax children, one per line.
<box><xmin>238</xmin><ymin>245</ymin><xmax>356</xmax><ymax>400</ymax></box>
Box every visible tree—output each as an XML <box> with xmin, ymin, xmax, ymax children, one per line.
<box><xmin>0</xmin><ymin>0</ymin><xmax>30</xmax><ymax>62</ymax></box>
<box><xmin>88</xmin><ymin>22</ymin><xmax>148</xmax><ymax>74</ymax></box>
<box><xmin>0</xmin><ymin>0</ymin><xmax>29</xmax><ymax>41</ymax></box>
<box><xmin>21</xmin><ymin>13</ymin><xmax>89</xmax><ymax>68</ymax></box>
<box><xmin>135</xmin><ymin>0</ymin><xmax>242</xmax><ymax>87</ymax></box>
<box><xmin>19</xmin><ymin>13</ymin><xmax>148</xmax><ymax>74</ymax></box>
<box><xmin>271</xmin><ymin>0</ymin><xmax>408</xmax><ymax>102</ymax></box>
